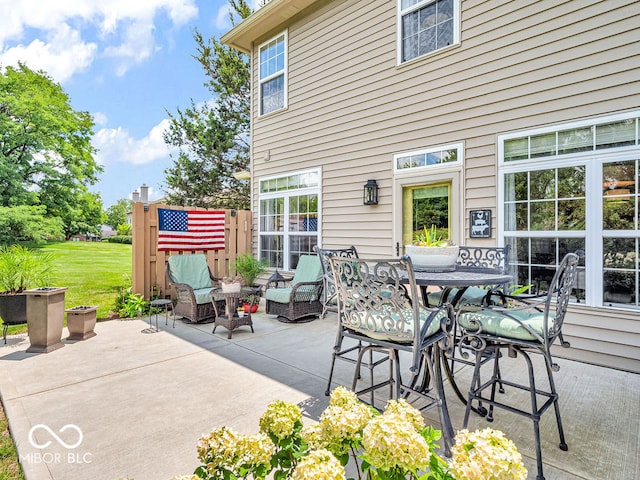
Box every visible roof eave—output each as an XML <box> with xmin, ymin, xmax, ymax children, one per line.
<box><xmin>221</xmin><ymin>0</ymin><xmax>320</xmax><ymax>54</ymax></box>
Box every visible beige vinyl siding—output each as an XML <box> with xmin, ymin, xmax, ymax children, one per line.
<box><xmin>246</xmin><ymin>0</ymin><xmax>640</xmax><ymax>371</ymax></box>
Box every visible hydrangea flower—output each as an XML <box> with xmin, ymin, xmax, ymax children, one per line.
<box><xmin>291</xmin><ymin>448</ymin><xmax>346</xmax><ymax>480</ymax></box>
<box><xmin>449</xmin><ymin>428</ymin><xmax>527</xmax><ymax>480</ymax></box>
<box><xmin>301</xmin><ymin>386</ymin><xmax>373</xmax><ymax>455</ymax></box>
<box><xmin>259</xmin><ymin>400</ymin><xmax>302</xmax><ymax>440</ymax></box>
<box><xmin>362</xmin><ymin>409</ymin><xmax>431</xmax><ymax>473</ymax></box>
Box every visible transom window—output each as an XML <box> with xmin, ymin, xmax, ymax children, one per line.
<box><xmin>499</xmin><ymin>112</ymin><xmax>640</xmax><ymax>309</ymax></box>
<box><xmin>258</xmin><ymin>32</ymin><xmax>287</xmax><ymax>115</ymax></box>
<box><xmin>394</xmin><ymin>144</ymin><xmax>462</xmax><ymax>172</ymax></box>
<box><xmin>398</xmin><ymin>0</ymin><xmax>459</xmax><ymax>63</ymax></box>
<box><xmin>259</xmin><ymin>170</ymin><xmax>320</xmax><ymax>270</ymax></box>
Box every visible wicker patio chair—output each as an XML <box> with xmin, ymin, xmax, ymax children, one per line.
<box><xmin>264</xmin><ymin>255</ymin><xmax>324</xmax><ymax>323</ymax></box>
<box><xmin>166</xmin><ymin>254</ymin><xmax>225</xmax><ymax>323</ymax></box>
<box><xmin>457</xmin><ymin>252</ymin><xmax>579</xmax><ymax>480</ymax></box>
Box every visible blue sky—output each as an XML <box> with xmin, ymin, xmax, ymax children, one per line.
<box><xmin>0</xmin><ymin>0</ymin><xmax>259</xmax><ymax>208</ymax></box>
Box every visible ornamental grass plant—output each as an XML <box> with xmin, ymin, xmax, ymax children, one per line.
<box><xmin>176</xmin><ymin>387</ymin><xmax>526</xmax><ymax>480</ymax></box>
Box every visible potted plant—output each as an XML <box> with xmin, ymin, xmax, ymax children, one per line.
<box><xmin>242</xmin><ymin>293</ymin><xmax>261</xmax><ymax>314</ymax></box>
<box><xmin>0</xmin><ymin>245</ymin><xmax>67</xmax><ymax>352</ymax></box>
<box><xmin>0</xmin><ymin>245</ymin><xmax>55</xmax><ymax>327</ymax></box>
<box><xmin>234</xmin><ymin>253</ymin><xmax>268</xmax><ymax>287</ymax></box>
<box><xmin>405</xmin><ymin>225</ymin><xmax>459</xmax><ymax>272</ymax></box>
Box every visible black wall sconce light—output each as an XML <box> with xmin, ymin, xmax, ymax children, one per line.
<box><xmin>363</xmin><ymin>179</ymin><xmax>379</xmax><ymax>205</ymax></box>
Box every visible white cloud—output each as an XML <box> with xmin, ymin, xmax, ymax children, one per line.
<box><xmin>0</xmin><ymin>24</ymin><xmax>97</xmax><ymax>82</ymax></box>
<box><xmin>0</xmin><ymin>0</ymin><xmax>198</xmax><ymax>83</ymax></box>
<box><xmin>92</xmin><ymin>112</ymin><xmax>108</xmax><ymax>127</ymax></box>
<box><xmin>93</xmin><ymin>118</ymin><xmax>177</xmax><ymax>166</ymax></box>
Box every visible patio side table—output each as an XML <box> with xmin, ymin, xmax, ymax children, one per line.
<box><xmin>150</xmin><ymin>299</ymin><xmax>174</xmax><ymax>329</ymax></box>
<box><xmin>210</xmin><ymin>287</ymin><xmax>257</xmax><ymax>339</ymax></box>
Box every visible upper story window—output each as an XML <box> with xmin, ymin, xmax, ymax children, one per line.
<box><xmin>259</xmin><ymin>32</ymin><xmax>287</xmax><ymax>115</ymax></box>
<box><xmin>398</xmin><ymin>0</ymin><xmax>459</xmax><ymax>64</ymax></box>
<box><xmin>394</xmin><ymin>143</ymin><xmax>462</xmax><ymax>172</ymax></box>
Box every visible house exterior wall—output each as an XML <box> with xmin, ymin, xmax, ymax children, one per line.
<box><xmin>225</xmin><ymin>0</ymin><xmax>640</xmax><ymax>372</ymax></box>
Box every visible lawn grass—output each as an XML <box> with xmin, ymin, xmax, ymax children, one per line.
<box><xmin>0</xmin><ymin>401</ymin><xmax>23</xmax><ymax>480</ymax></box>
<box><xmin>3</xmin><ymin>241</ymin><xmax>132</xmax><ymax>336</ymax></box>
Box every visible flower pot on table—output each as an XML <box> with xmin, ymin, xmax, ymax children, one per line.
<box><xmin>405</xmin><ymin>245</ymin><xmax>460</xmax><ymax>272</ymax></box>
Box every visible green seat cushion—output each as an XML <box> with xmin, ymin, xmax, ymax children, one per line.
<box><xmin>457</xmin><ymin>308</ymin><xmax>555</xmax><ymax>342</ymax></box>
<box><xmin>265</xmin><ymin>287</ymin><xmax>293</xmax><ymax>303</ymax></box>
<box><xmin>427</xmin><ymin>287</ymin><xmax>489</xmax><ymax>306</ymax></box>
<box><xmin>265</xmin><ymin>255</ymin><xmax>323</xmax><ymax>304</ymax></box>
<box><xmin>168</xmin><ymin>254</ymin><xmax>212</xmax><ymax>290</ymax></box>
<box><xmin>265</xmin><ymin>285</ymin><xmax>320</xmax><ymax>303</ymax></box>
<box><xmin>194</xmin><ymin>288</ymin><xmax>215</xmax><ymax>305</ymax></box>
<box><xmin>349</xmin><ymin>306</ymin><xmax>445</xmax><ymax>344</ymax></box>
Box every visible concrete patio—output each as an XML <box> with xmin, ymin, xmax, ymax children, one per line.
<box><xmin>0</xmin><ymin>308</ymin><xmax>638</xmax><ymax>480</ymax></box>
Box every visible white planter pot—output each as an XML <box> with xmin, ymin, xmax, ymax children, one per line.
<box><xmin>405</xmin><ymin>245</ymin><xmax>460</xmax><ymax>272</ymax></box>
<box><xmin>221</xmin><ymin>282</ymin><xmax>242</xmax><ymax>293</ymax></box>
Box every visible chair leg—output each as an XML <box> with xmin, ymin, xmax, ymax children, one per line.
<box><xmin>545</xmin><ymin>356</ymin><xmax>568</xmax><ymax>452</ymax></box>
<box><xmin>519</xmin><ymin>349</ymin><xmax>546</xmax><ymax>480</ymax></box>
<box><xmin>431</xmin><ymin>347</ymin><xmax>454</xmax><ymax>454</ymax></box>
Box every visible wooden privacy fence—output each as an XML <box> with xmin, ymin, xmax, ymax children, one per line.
<box><xmin>131</xmin><ymin>202</ymin><xmax>253</xmax><ymax>300</ymax></box>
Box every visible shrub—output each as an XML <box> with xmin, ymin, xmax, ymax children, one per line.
<box><xmin>108</xmin><ymin>235</ymin><xmax>132</xmax><ymax>244</ymax></box>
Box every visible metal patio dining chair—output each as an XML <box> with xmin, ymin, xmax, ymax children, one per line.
<box><xmin>456</xmin><ymin>251</ymin><xmax>580</xmax><ymax>480</ymax></box>
<box><xmin>425</xmin><ymin>244</ymin><xmax>512</xmax><ymax>307</ymax></box>
<box><xmin>329</xmin><ymin>255</ymin><xmax>456</xmax><ymax>450</ymax></box>
<box><xmin>317</xmin><ymin>246</ymin><xmax>389</xmax><ymax>397</ymax></box>
<box><xmin>314</xmin><ymin>245</ymin><xmax>359</xmax><ymax>318</ymax></box>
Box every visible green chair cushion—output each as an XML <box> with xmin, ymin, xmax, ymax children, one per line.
<box><xmin>266</xmin><ymin>255</ymin><xmax>323</xmax><ymax>304</ymax></box>
<box><xmin>427</xmin><ymin>287</ymin><xmax>489</xmax><ymax>306</ymax></box>
<box><xmin>168</xmin><ymin>254</ymin><xmax>212</xmax><ymax>290</ymax></box>
<box><xmin>291</xmin><ymin>255</ymin><xmax>323</xmax><ymax>285</ymax></box>
<box><xmin>350</xmin><ymin>306</ymin><xmax>444</xmax><ymax>344</ymax></box>
<box><xmin>265</xmin><ymin>287</ymin><xmax>293</xmax><ymax>303</ymax></box>
<box><xmin>457</xmin><ymin>308</ymin><xmax>556</xmax><ymax>342</ymax></box>
<box><xmin>194</xmin><ymin>288</ymin><xmax>215</xmax><ymax>305</ymax></box>
<box><xmin>265</xmin><ymin>285</ymin><xmax>320</xmax><ymax>304</ymax></box>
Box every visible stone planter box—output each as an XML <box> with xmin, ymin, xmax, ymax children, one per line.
<box><xmin>65</xmin><ymin>305</ymin><xmax>98</xmax><ymax>341</ymax></box>
<box><xmin>24</xmin><ymin>287</ymin><xmax>67</xmax><ymax>353</ymax></box>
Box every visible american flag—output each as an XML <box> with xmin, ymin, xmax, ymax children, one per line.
<box><xmin>157</xmin><ymin>208</ymin><xmax>225</xmax><ymax>251</ymax></box>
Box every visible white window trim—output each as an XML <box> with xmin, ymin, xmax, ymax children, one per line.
<box><xmin>258</xmin><ymin>168</ymin><xmax>321</xmax><ymax>271</ymax></box>
<box><xmin>497</xmin><ymin>110</ymin><xmax>640</xmax><ymax>310</ymax></box>
<box><xmin>257</xmin><ymin>30</ymin><xmax>288</xmax><ymax>117</ymax></box>
<box><xmin>393</xmin><ymin>142</ymin><xmax>464</xmax><ymax>173</ymax></box>
<box><xmin>396</xmin><ymin>0</ymin><xmax>461</xmax><ymax>66</ymax></box>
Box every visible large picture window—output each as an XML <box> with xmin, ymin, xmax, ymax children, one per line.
<box><xmin>259</xmin><ymin>169</ymin><xmax>320</xmax><ymax>270</ymax></box>
<box><xmin>398</xmin><ymin>0</ymin><xmax>459</xmax><ymax>63</ymax></box>
<box><xmin>499</xmin><ymin>112</ymin><xmax>640</xmax><ymax>309</ymax></box>
<box><xmin>259</xmin><ymin>32</ymin><xmax>287</xmax><ymax>115</ymax></box>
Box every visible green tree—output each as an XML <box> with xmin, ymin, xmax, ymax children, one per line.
<box><xmin>0</xmin><ymin>63</ymin><xmax>102</xmax><ymax>236</ymax></box>
<box><xmin>0</xmin><ymin>205</ymin><xmax>65</xmax><ymax>244</ymax></box>
<box><xmin>105</xmin><ymin>198</ymin><xmax>132</xmax><ymax>229</ymax></box>
<box><xmin>163</xmin><ymin>0</ymin><xmax>252</xmax><ymax>210</ymax></box>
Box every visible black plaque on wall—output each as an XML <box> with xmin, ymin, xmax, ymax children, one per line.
<box><xmin>470</xmin><ymin>209</ymin><xmax>492</xmax><ymax>238</ymax></box>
